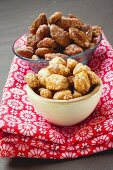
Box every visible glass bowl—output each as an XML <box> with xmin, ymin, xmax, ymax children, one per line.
<box><xmin>12</xmin><ymin>33</ymin><xmax>102</xmax><ymax>73</ymax></box>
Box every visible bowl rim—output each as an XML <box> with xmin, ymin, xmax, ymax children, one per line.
<box><xmin>12</xmin><ymin>33</ymin><xmax>102</xmax><ymax>63</ymax></box>
<box><xmin>26</xmin><ymin>81</ymin><xmax>102</xmax><ymax>103</ymax></box>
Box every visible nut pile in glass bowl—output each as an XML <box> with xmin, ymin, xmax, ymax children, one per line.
<box><xmin>25</xmin><ymin>57</ymin><xmax>100</xmax><ymax>100</ymax></box>
<box><xmin>13</xmin><ymin>12</ymin><xmax>102</xmax><ymax>72</ymax></box>
<box><xmin>15</xmin><ymin>11</ymin><xmax>102</xmax><ymax>61</ymax></box>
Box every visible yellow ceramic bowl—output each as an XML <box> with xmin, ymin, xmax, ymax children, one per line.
<box><xmin>26</xmin><ymin>82</ymin><xmax>102</xmax><ymax>126</ymax></box>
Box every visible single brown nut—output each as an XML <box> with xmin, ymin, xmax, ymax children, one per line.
<box><xmin>26</xmin><ymin>46</ymin><xmax>34</xmax><ymax>51</ymax></box>
<box><xmin>29</xmin><ymin>25</ymin><xmax>36</xmax><ymax>35</ymax></box>
<box><xmin>56</xmin><ymin>16</ymin><xmax>71</xmax><ymax>30</ymax></box>
<box><xmin>73</xmin><ymin>90</ymin><xmax>82</xmax><ymax>98</ymax></box>
<box><xmin>87</xmin><ymin>71</ymin><xmax>100</xmax><ymax>85</ymax></box>
<box><xmin>56</xmin><ymin>16</ymin><xmax>84</xmax><ymax>30</ymax></box>
<box><xmin>39</xmin><ymin>88</ymin><xmax>53</xmax><ymax>99</ymax></box>
<box><xmin>47</xmin><ymin>64</ymin><xmax>70</xmax><ymax>76</ymax></box>
<box><xmin>27</xmin><ymin>34</ymin><xmax>39</xmax><ymax>50</ymax></box>
<box><xmin>69</xmin><ymin>28</ymin><xmax>90</xmax><ymax>48</ymax></box>
<box><xmin>92</xmin><ymin>25</ymin><xmax>102</xmax><ymax>38</ymax></box>
<box><xmin>73</xmin><ymin>63</ymin><xmax>90</xmax><ymax>76</ymax></box>
<box><xmin>67</xmin><ymin>58</ymin><xmax>78</xmax><ymax>71</ymax></box>
<box><xmin>38</xmin><ymin>68</ymin><xmax>51</xmax><ymax>86</ymax></box>
<box><xmin>35</xmin><ymin>48</ymin><xmax>55</xmax><ymax>57</ymax></box>
<box><xmin>24</xmin><ymin>73</ymin><xmax>40</xmax><ymax>88</ymax></box>
<box><xmin>45</xmin><ymin>53</ymin><xmax>67</xmax><ymax>60</ymax></box>
<box><xmin>48</xmin><ymin>11</ymin><xmax>62</xmax><ymax>24</ymax></box>
<box><xmin>64</xmin><ymin>44</ymin><xmax>83</xmax><ymax>56</ymax></box>
<box><xmin>36</xmin><ymin>24</ymin><xmax>50</xmax><ymax>42</ymax></box>
<box><xmin>16</xmin><ymin>48</ymin><xmax>34</xmax><ymax>59</ymax></box>
<box><xmin>37</xmin><ymin>37</ymin><xmax>58</xmax><ymax>49</ymax></box>
<box><xmin>31</xmin><ymin>55</ymin><xmax>40</xmax><ymax>60</ymax></box>
<box><xmin>68</xmin><ymin>13</ymin><xmax>84</xmax><ymax>23</ymax></box>
<box><xmin>73</xmin><ymin>71</ymin><xmax>90</xmax><ymax>94</ymax></box>
<box><xmin>53</xmin><ymin>90</ymin><xmax>73</xmax><ymax>100</ymax></box>
<box><xmin>46</xmin><ymin>74</ymin><xmax>68</xmax><ymax>91</ymax></box>
<box><xmin>29</xmin><ymin>13</ymin><xmax>47</xmax><ymax>34</ymax></box>
<box><xmin>80</xmin><ymin>24</ymin><xmax>93</xmax><ymax>42</ymax></box>
<box><xmin>67</xmin><ymin>75</ymin><xmax>74</xmax><ymax>87</ymax></box>
<box><xmin>50</xmin><ymin>24</ymin><xmax>71</xmax><ymax>47</ymax></box>
<box><xmin>49</xmin><ymin>56</ymin><xmax>66</xmax><ymax>66</ymax></box>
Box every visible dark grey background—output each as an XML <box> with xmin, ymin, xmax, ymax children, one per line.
<box><xmin>0</xmin><ymin>0</ymin><xmax>113</xmax><ymax>169</ymax></box>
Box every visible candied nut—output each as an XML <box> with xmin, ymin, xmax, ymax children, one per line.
<box><xmin>73</xmin><ymin>71</ymin><xmax>90</xmax><ymax>94</ymax></box>
<box><xmin>45</xmin><ymin>53</ymin><xmax>67</xmax><ymax>60</ymax></box>
<box><xmin>39</xmin><ymin>88</ymin><xmax>53</xmax><ymax>99</ymax></box>
<box><xmin>48</xmin><ymin>64</ymin><xmax>70</xmax><ymax>76</ymax></box>
<box><xmin>27</xmin><ymin>34</ymin><xmax>39</xmax><ymax>50</ymax></box>
<box><xmin>53</xmin><ymin>90</ymin><xmax>73</xmax><ymax>100</ymax></box>
<box><xmin>73</xmin><ymin>90</ymin><xmax>82</xmax><ymax>98</ymax></box>
<box><xmin>67</xmin><ymin>75</ymin><xmax>74</xmax><ymax>87</ymax></box>
<box><xmin>31</xmin><ymin>55</ymin><xmax>40</xmax><ymax>60</ymax></box>
<box><xmin>64</xmin><ymin>44</ymin><xmax>83</xmax><ymax>56</ymax></box>
<box><xmin>16</xmin><ymin>48</ymin><xmax>34</xmax><ymax>59</ymax></box>
<box><xmin>24</xmin><ymin>73</ymin><xmax>40</xmax><ymax>88</ymax></box>
<box><xmin>50</xmin><ymin>24</ymin><xmax>71</xmax><ymax>47</ymax></box>
<box><xmin>29</xmin><ymin>13</ymin><xmax>47</xmax><ymax>34</ymax></box>
<box><xmin>56</xmin><ymin>16</ymin><xmax>84</xmax><ymax>30</ymax></box>
<box><xmin>37</xmin><ymin>38</ymin><xmax>58</xmax><ymax>49</ymax></box>
<box><xmin>26</xmin><ymin>46</ymin><xmax>34</xmax><ymax>51</ymax></box>
<box><xmin>36</xmin><ymin>24</ymin><xmax>50</xmax><ymax>41</ymax></box>
<box><xmin>49</xmin><ymin>56</ymin><xmax>66</xmax><ymax>66</ymax></box>
<box><xmin>80</xmin><ymin>24</ymin><xmax>93</xmax><ymax>42</ymax></box>
<box><xmin>87</xmin><ymin>71</ymin><xmax>100</xmax><ymax>85</ymax></box>
<box><xmin>56</xmin><ymin>16</ymin><xmax>71</xmax><ymax>30</ymax></box>
<box><xmin>69</xmin><ymin>28</ymin><xmax>90</xmax><ymax>48</ymax></box>
<box><xmin>38</xmin><ymin>68</ymin><xmax>51</xmax><ymax>86</ymax></box>
<box><xmin>92</xmin><ymin>25</ymin><xmax>102</xmax><ymax>38</ymax></box>
<box><xmin>67</xmin><ymin>58</ymin><xmax>78</xmax><ymax>71</ymax></box>
<box><xmin>35</xmin><ymin>48</ymin><xmax>55</xmax><ymax>57</ymax></box>
<box><xmin>73</xmin><ymin>63</ymin><xmax>90</xmax><ymax>76</ymax></box>
<box><xmin>48</xmin><ymin>11</ymin><xmax>62</xmax><ymax>24</ymax></box>
<box><xmin>46</xmin><ymin>74</ymin><xmax>68</xmax><ymax>91</ymax></box>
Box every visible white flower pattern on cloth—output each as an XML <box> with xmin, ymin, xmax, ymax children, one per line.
<box><xmin>18</xmin><ymin>121</ymin><xmax>37</xmax><ymax>136</ymax></box>
<box><xmin>104</xmin><ymin>71</ymin><xmax>113</xmax><ymax>82</ymax></box>
<box><xmin>0</xmin><ymin>105</ymin><xmax>8</xmax><ymax>114</ymax></box>
<box><xmin>60</xmin><ymin>152</ymin><xmax>76</xmax><ymax>159</ymax></box>
<box><xmin>7</xmin><ymin>99</ymin><xmax>23</xmax><ymax>110</ymax></box>
<box><xmin>15</xmin><ymin>143</ymin><xmax>29</xmax><ymax>151</ymax></box>
<box><xmin>93</xmin><ymin>146</ymin><xmax>107</xmax><ymax>153</ymax></box>
<box><xmin>75</xmin><ymin>126</ymin><xmax>93</xmax><ymax>141</ymax></box>
<box><xmin>49</xmin><ymin>130</ymin><xmax>65</xmax><ymax>144</ymax></box>
<box><xmin>102</xmin><ymin>84</ymin><xmax>110</xmax><ymax>97</ymax></box>
<box><xmin>4</xmin><ymin>114</ymin><xmax>21</xmax><ymax>127</ymax></box>
<box><xmin>20</xmin><ymin>110</ymin><xmax>36</xmax><ymax>122</ymax></box>
<box><xmin>14</xmin><ymin>72</ymin><xmax>25</xmax><ymax>83</ymax></box>
<box><xmin>104</xmin><ymin>119</ymin><xmax>113</xmax><ymax>132</ymax></box>
<box><xmin>5</xmin><ymin>77</ymin><xmax>14</xmax><ymax>87</ymax></box>
<box><xmin>2</xmin><ymin>91</ymin><xmax>11</xmax><ymax>100</ymax></box>
<box><xmin>91</xmin><ymin>135</ymin><xmax>109</xmax><ymax>145</ymax></box>
<box><xmin>28</xmin><ymin>148</ymin><xmax>46</xmax><ymax>158</ymax></box>
<box><xmin>1</xmin><ymin>144</ymin><xmax>15</xmax><ymax>157</ymax></box>
<box><xmin>10</xmin><ymin>88</ymin><xmax>25</xmax><ymax>95</ymax></box>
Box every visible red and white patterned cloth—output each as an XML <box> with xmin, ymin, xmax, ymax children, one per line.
<box><xmin>0</xmin><ymin>34</ymin><xmax>113</xmax><ymax>159</ymax></box>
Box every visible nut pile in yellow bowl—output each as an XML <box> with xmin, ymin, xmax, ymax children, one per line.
<box><xmin>25</xmin><ymin>57</ymin><xmax>100</xmax><ymax>100</ymax></box>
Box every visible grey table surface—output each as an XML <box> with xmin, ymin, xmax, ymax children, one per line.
<box><xmin>0</xmin><ymin>0</ymin><xmax>113</xmax><ymax>169</ymax></box>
